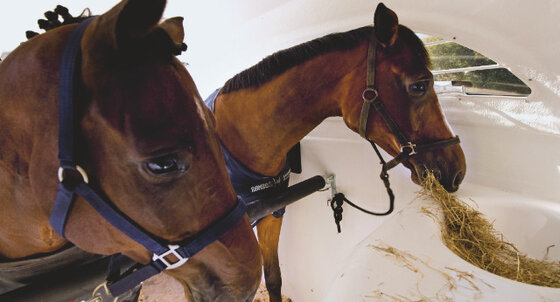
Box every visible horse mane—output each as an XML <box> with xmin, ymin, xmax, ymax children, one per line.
<box><xmin>25</xmin><ymin>5</ymin><xmax>187</xmax><ymax>56</ymax></box>
<box><xmin>25</xmin><ymin>6</ymin><xmax>92</xmax><ymax>39</ymax></box>
<box><xmin>221</xmin><ymin>25</ymin><xmax>430</xmax><ymax>94</ymax></box>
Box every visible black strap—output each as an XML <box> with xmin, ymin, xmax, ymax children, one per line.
<box><xmin>358</xmin><ymin>35</ymin><xmax>378</xmax><ymax>138</ymax></box>
<box><xmin>370</xmin><ymin>98</ymin><xmax>410</xmax><ymax>147</ymax></box>
<box><xmin>58</xmin><ymin>17</ymin><xmax>93</xmax><ymax>168</ymax></box>
<box><xmin>368</xmin><ymin>141</ymin><xmax>396</xmax><ymax>207</ymax></box>
<box><xmin>106</xmin><ymin>198</ymin><xmax>246</xmax><ymax>296</ymax></box>
<box><xmin>416</xmin><ymin>136</ymin><xmax>461</xmax><ymax>153</ymax></box>
<box><xmin>287</xmin><ymin>142</ymin><xmax>302</xmax><ymax>174</ymax></box>
<box><xmin>53</xmin><ymin>182</ymin><xmax>170</xmax><ymax>254</ymax></box>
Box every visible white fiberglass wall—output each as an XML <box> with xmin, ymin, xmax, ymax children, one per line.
<box><xmin>2</xmin><ymin>1</ymin><xmax>559</xmax><ymax>301</ymax></box>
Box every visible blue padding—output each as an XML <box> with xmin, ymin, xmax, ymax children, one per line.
<box><xmin>203</xmin><ymin>88</ymin><xmax>219</xmax><ymax>112</ymax></box>
<box><xmin>204</xmin><ymin>89</ymin><xmax>291</xmax><ymax>218</ymax></box>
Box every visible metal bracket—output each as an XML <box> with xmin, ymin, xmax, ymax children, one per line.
<box><xmin>152</xmin><ymin>244</ymin><xmax>189</xmax><ymax>270</ymax></box>
<box><xmin>325</xmin><ymin>174</ymin><xmax>337</xmax><ymax>204</ymax></box>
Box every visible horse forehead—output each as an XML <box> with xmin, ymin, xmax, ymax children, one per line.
<box><xmin>95</xmin><ymin>66</ymin><xmax>208</xmax><ymax>144</ymax></box>
<box><xmin>113</xmin><ymin>64</ymin><xmax>199</xmax><ymax>118</ymax></box>
<box><xmin>383</xmin><ymin>39</ymin><xmax>430</xmax><ymax>74</ymax></box>
<box><xmin>386</xmin><ymin>51</ymin><xmax>425</xmax><ymax>74</ymax></box>
<box><xmin>122</xmin><ymin>102</ymin><xmax>208</xmax><ymax>157</ymax></box>
<box><xmin>124</xmin><ymin>93</ymin><xmax>206</xmax><ymax>139</ymax></box>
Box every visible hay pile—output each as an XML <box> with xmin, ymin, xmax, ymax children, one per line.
<box><xmin>421</xmin><ymin>172</ymin><xmax>560</xmax><ymax>287</ymax></box>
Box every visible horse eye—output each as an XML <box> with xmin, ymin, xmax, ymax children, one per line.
<box><xmin>409</xmin><ymin>81</ymin><xmax>429</xmax><ymax>96</ymax></box>
<box><xmin>145</xmin><ymin>154</ymin><xmax>186</xmax><ymax>176</ymax></box>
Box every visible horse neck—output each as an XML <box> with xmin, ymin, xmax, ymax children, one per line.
<box><xmin>215</xmin><ymin>43</ymin><xmax>367</xmax><ymax>176</ymax></box>
<box><xmin>0</xmin><ymin>32</ymin><xmax>72</xmax><ymax>258</ymax></box>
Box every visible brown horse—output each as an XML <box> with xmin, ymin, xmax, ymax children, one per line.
<box><xmin>0</xmin><ymin>0</ymin><xmax>261</xmax><ymax>301</ymax></box>
<box><xmin>208</xmin><ymin>3</ymin><xmax>466</xmax><ymax>301</ymax></box>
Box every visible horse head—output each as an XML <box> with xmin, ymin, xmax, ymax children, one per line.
<box><xmin>341</xmin><ymin>3</ymin><xmax>466</xmax><ymax>192</ymax></box>
<box><xmin>1</xmin><ymin>0</ymin><xmax>261</xmax><ymax>300</ymax></box>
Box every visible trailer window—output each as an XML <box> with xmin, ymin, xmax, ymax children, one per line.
<box><xmin>420</xmin><ymin>36</ymin><xmax>531</xmax><ymax>97</ymax></box>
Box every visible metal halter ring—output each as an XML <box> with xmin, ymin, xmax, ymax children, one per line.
<box><xmin>362</xmin><ymin>88</ymin><xmax>379</xmax><ymax>103</ymax></box>
<box><xmin>401</xmin><ymin>142</ymin><xmax>417</xmax><ymax>156</ymax></box>
<box><xmin>88</xmin><ymin>281</ymin><xmax>115</xmax><ymax>302</ymax></box>
<box><xmin>58</xmin><ymin>165</ymin><xmax>89</xmax><ymax>184</ymax></box>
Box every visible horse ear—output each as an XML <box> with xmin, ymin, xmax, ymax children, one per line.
<box><xmin>374</xmin><ymin>3</ymin><xmax>399</xmax><ymax>47</ymax></box>
<box><xmin>114</xmin><ymin>0</ymin><xmax>166</xmax><ymax>50</ymax></box>
<box><xmin>158</xmin><ymin>17</ymin><xmax>188</xmax><ymax>55</ymax></box>
<box><xmin>159</xmin><ymin>17</ymin><xmax>185</xmax><ymax>46</ymax></box>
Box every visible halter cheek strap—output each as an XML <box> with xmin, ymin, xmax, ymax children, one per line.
<box><xmin>357</xmin><ymin>33</ymin><xmax>460</xmax><ymax>215</ymax></box>
<box><xmin>50</xmin><ymin>18</ymin><xmax>247</xmax><ymax>297</ymax></box>
<box><xmin>358</xmin><ymin>35</ymin><xmax>379</xmax><ymax>139</ymax></box>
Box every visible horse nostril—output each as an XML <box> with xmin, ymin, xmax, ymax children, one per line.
<box><xmin>432</xmin><ymin>169</ymin><xmax>442</xmax><ymax>181</ymax></box>
<box><xmin>444</xmin><ymin>171</ymin><xmax>464</xmax><ymax>193</ymax></box>
<box><xmin>453</xmin><ymin>171</ymin><xmax>464</xmax><ymax>188</ymax></box>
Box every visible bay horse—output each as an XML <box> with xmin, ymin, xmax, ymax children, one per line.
<box><xmin>207</xmin><ymin>3</ymin><xmax>467</xmax><ymax>301</ymax></box>
<box><xmin>0</xmin><ymin>0</ymin><xmax>261</xmax><ymax>301</ymax></box>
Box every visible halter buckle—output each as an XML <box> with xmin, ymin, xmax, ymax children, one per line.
<box><xmin>86</xmin><ymin>281</ymin><xmax>114</xmax><ymax>302</ymax></box>
<box><xmin>362</xmin><ymin>88</ymin><xmax>379</xmax><ymax>103</ymax></box>
<box><xmin>152</xmin><ymin>244</ymin><xmax>189</xmax><ymax>270</ymax></box>
<box><xmin>58</xmin><ymin>165</ymin><xmax>89</xmax><ymax>184</ymax></box>
<box><xmin>401</xmin><ymin>142</ymin><xmax>417</xmax><ymax>155</ymax></box>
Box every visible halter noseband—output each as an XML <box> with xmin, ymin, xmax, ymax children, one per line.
<box><xmin>357</xmin><ymin>33</ymin><xmax>460</xmax><ymax>215</ymax></box>
<box><xmin>50</xmin><ymin>18</ymin><xmax>247</xmax><ymax>297</ymax></box>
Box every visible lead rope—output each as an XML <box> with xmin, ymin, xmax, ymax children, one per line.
<box><xmin>328</xmin><ymin>140</ymin><xmax>395</xmax><ymax>233</ymax></box>
<box><xmin>369</xmin><ymin>141</ymin><xmax>396</xmax><ymax>206</ymax></box>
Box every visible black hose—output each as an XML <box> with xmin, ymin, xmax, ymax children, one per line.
<box><xmin>247</xmin><ymin>175</ymin><xmax>326</xmax><ymax>223</ymax></box>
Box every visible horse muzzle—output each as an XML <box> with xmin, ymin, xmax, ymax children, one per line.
<box><xmin>408</xmin><ymin>144</ymin><xmax>466</xmax><ymax>193</ymax></box>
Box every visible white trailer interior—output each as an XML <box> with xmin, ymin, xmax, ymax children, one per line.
<box><xmin>2</xmin><ymin>1</ymin><xmax>559</xmax><ymax>301</ymax></box>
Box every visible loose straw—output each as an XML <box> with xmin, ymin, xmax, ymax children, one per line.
<box><xmin>420</xmin><ymin>172</ymin><xmax>560</xmax><ymax>287</ymax></box>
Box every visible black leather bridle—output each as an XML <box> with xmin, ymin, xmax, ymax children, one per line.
<box><xmin>358</xmin><ymin>33</ymin><xmax>461</xmax><ymax>215</ymax></box>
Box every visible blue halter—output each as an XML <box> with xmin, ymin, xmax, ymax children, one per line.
<box><xmin>49</xmin><ymin>18</ymin><xmax>247</xmax><ymax>297</ymax></box>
